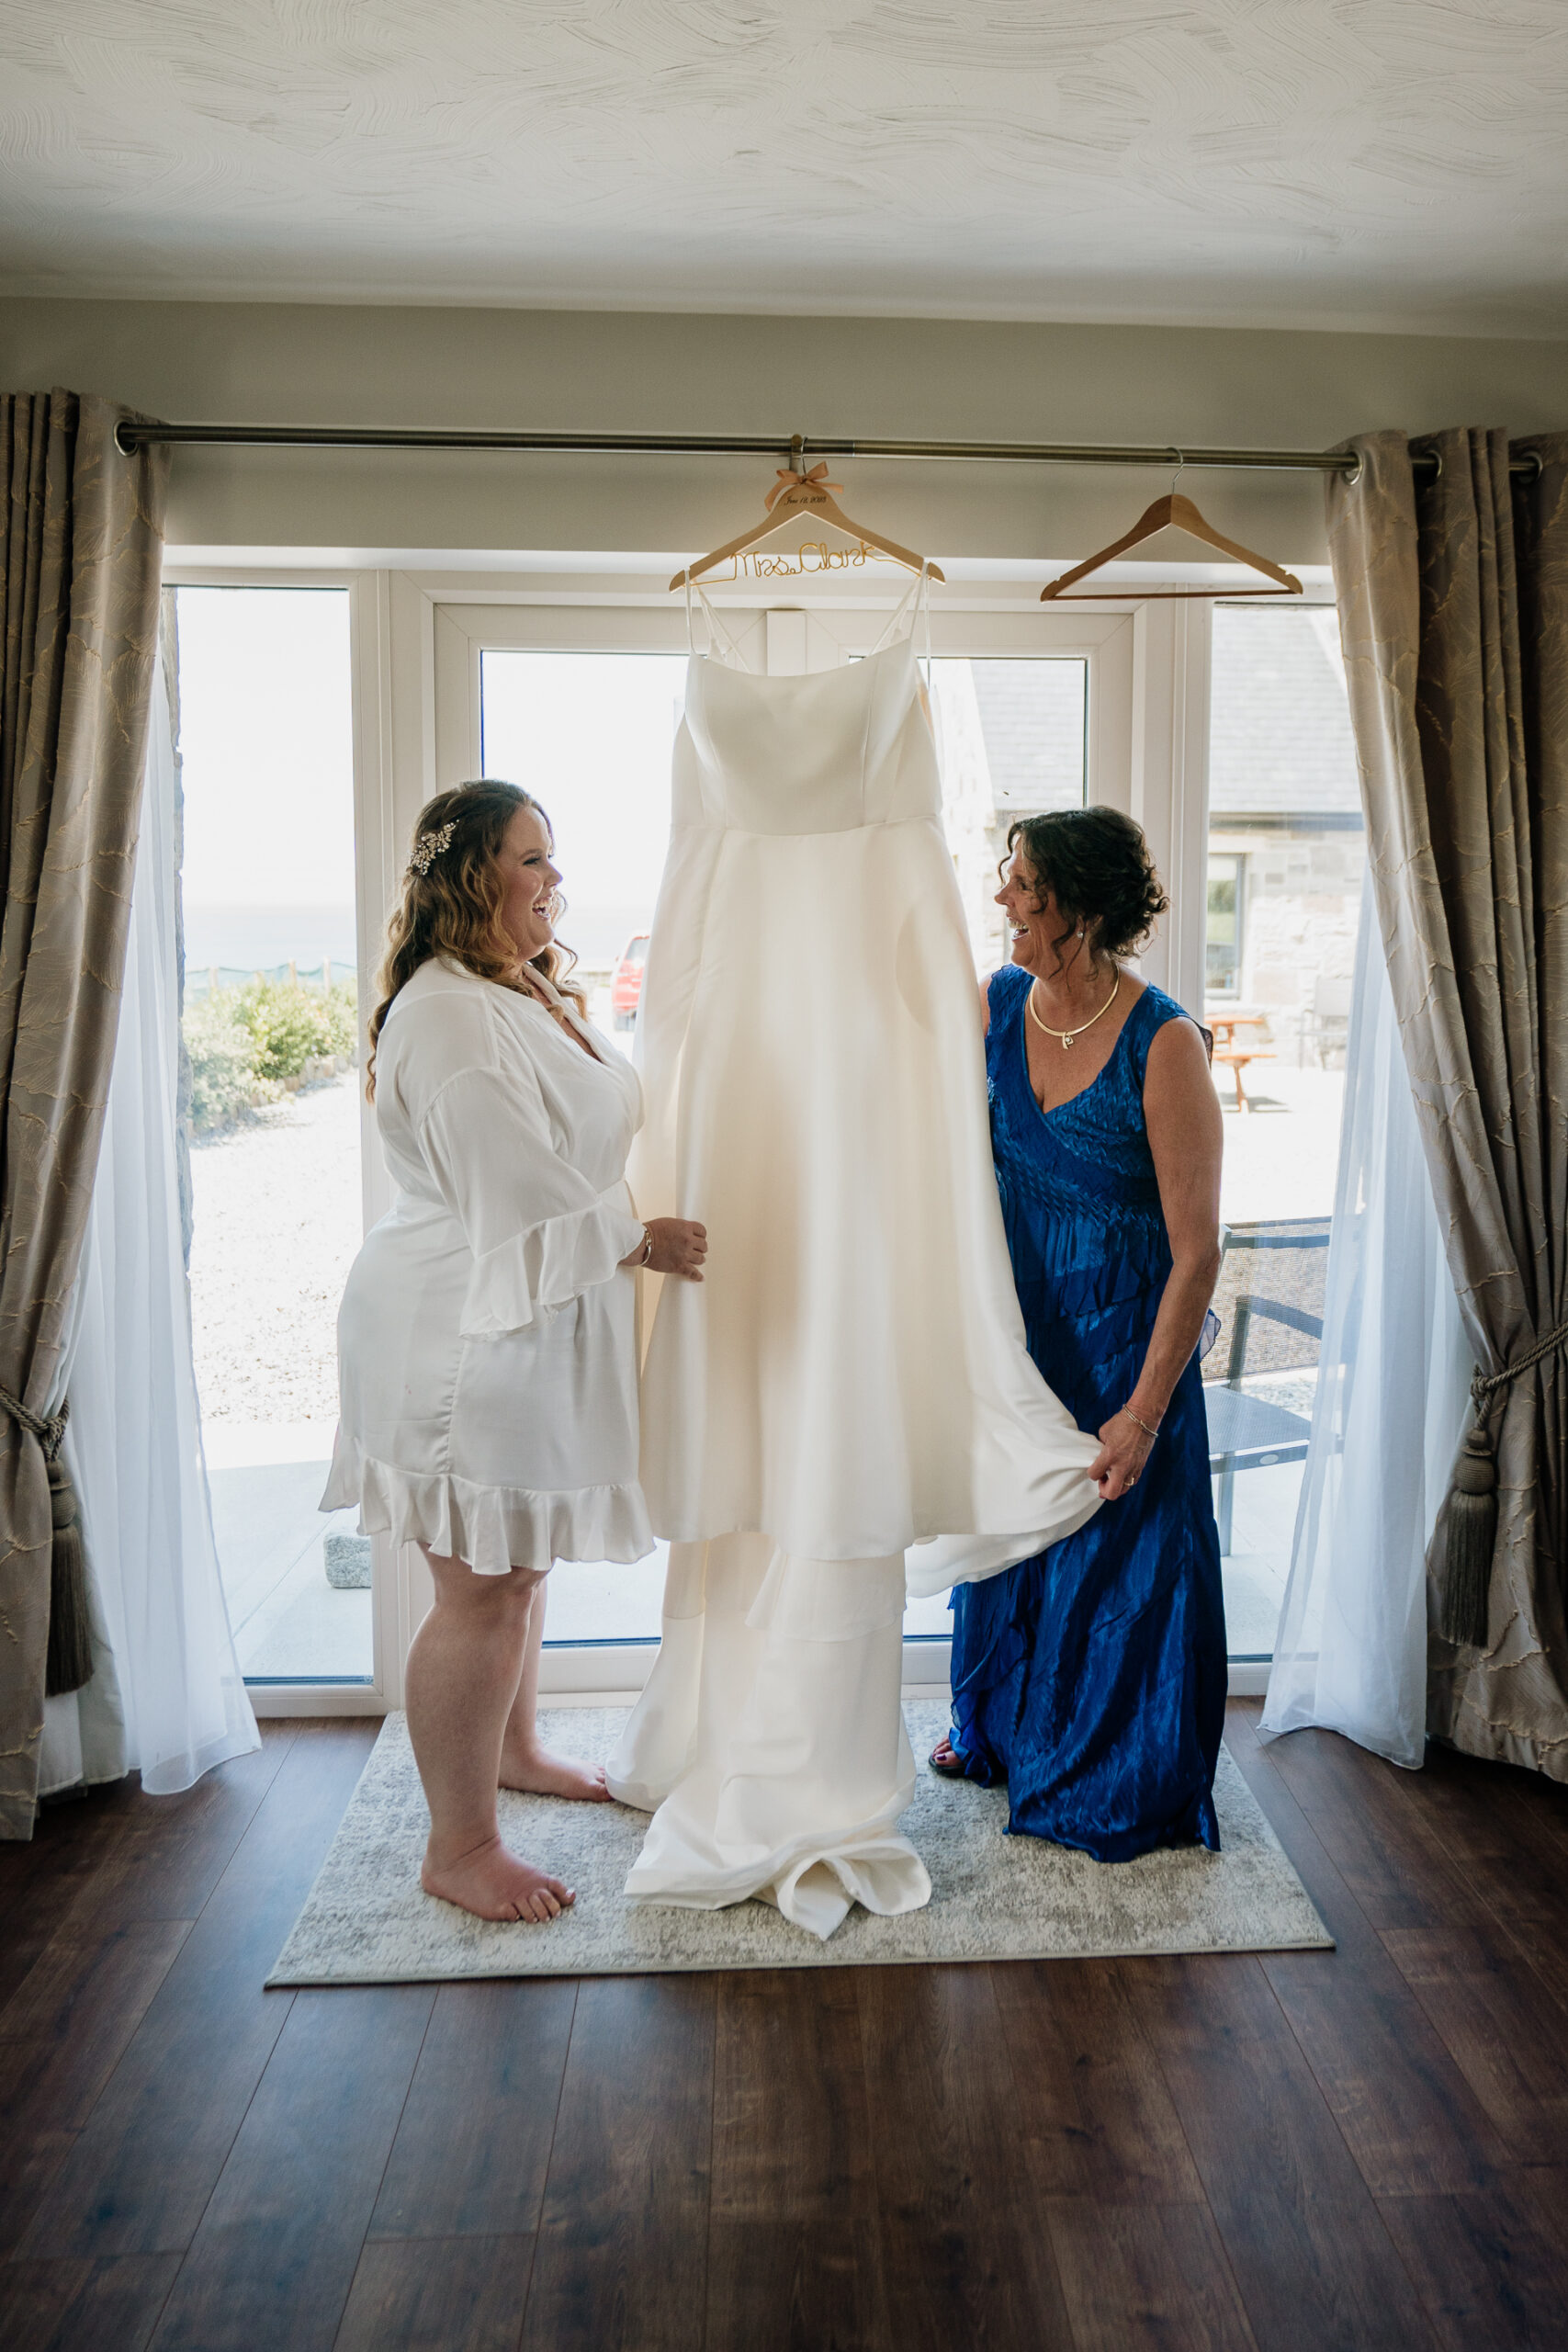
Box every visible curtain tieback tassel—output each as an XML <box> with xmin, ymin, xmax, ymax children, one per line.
<box><xmin>0</xmin><ymin>1385</ymin><xmax>94</xmax><ymax>1698</ymax></box>
<box><xmin>1436</xmin><ymin>1318</ymin><xmax>1568</xmax><ymax>1651</ymax></box>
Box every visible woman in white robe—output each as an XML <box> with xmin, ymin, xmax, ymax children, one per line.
<box><xmin>323</xmin><ymin>782</ymin><xmax>705</xmax><ymax>1923</ymax></box>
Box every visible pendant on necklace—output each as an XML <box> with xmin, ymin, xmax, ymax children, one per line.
<box><xmin>1061</xmin><ymin>1034</ymin><xmax>1075</xmax><ymax>1049</ymax></box>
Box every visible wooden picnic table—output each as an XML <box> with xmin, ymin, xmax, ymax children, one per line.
<box><xmin>1208</xmin><ymin>1011</ymin><xmax>1273</xmax><ymax>1111</ymax></box>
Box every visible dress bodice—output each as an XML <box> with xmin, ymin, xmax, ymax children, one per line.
<box><xmin>673</xmin><ymin>636</ymin><xmax>941</xmax><ymax>836</ymax></box>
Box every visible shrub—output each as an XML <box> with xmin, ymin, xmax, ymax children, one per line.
<box><xmin>323</xmin><ymin>978</ymin><xmax>360</xmax><ymax>1059</ymax></box>
<box><xmin>233</xmin><ymin>978</ymin><xmax>339</xmax><ymax>1083</ymax></box>
<box><xmin>184</xmin><ymin>993</ymin><xmax>265</xmax><ymax>1134</ymax></box>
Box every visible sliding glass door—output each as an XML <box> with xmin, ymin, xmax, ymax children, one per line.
<box><xmin>169</xmin><ymin>570</ymin><xmax>1260</xmax><ymax>1705</ymax></box>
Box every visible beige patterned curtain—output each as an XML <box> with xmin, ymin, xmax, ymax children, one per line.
<box><xmin>1326</xmin><ymin>427</ymin><xmax>1568</xmax><ymax>1780</ymax></box>
<box><xmin>0</xmin><ymin>390</ymin><xmax>169</xmax><ymax>1839</ymax></box>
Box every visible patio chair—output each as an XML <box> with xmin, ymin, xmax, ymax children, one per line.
<box><xmin>1300</xmin><ymin>971</ymin><xmax>1354</xmax><ymax>1069</ymax></box>
<box><xmin>1203</xmin><ymin>1216</ymin><xmax>1330</xmax><ymax>1553</ymax></box>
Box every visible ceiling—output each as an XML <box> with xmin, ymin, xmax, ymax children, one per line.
<box><xmin>2</xmin><ymin>0</ymin><xmax>1565</xmax><ymax>334</ymax></box>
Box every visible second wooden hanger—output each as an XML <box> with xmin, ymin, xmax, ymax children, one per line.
<box><xmin>1041</xmin><ymin>490</ymin><xmax>1303</xmax><ymax>601</ymax></box>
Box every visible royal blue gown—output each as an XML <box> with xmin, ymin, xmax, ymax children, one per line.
<box><xmin>947</xmin><ymin>967</ymin><xmax>1227</xmax><ymax>1860</ymax></box>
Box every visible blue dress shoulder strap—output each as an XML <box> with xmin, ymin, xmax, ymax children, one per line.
<box><xmin>1121</xmin><ymin>981</ymin><xmax>1196</xmax><ymax>1091</ymax></box>
<box><xmin>985</xmin><ymin>961</ymin><xmax>1032</xmax><ymax>1022</ymax></box>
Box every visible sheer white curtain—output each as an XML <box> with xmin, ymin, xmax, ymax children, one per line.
<box><xmin>39</xmin><ymin>655</ymin><xmax>258</xmax><ymax>1798</ymax></box>
<box><xmin>1259</xmin><ymin>874</ymin><xmax>1472</xmax><ymax>1769</ymax></box>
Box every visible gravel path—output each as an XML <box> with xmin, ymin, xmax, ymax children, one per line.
<box><xmin>188</xmin><ymin>1077</ymin><xmax>363</xmax><ymax>1424</ymax></box>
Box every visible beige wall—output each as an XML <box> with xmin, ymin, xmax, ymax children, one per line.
<box><xmin>2</xmin><ymin>297</ymin><xmax>1562</xmax><ymax>565</ymax></box>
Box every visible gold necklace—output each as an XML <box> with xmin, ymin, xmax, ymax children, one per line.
<box><xmin>1028</xmin><ymin>970</ymin><xmax>1120</xmax><ymax>1050</ymax></box>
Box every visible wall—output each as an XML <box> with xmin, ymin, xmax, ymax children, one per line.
<box><xmin>2</xmin><ymin>299</ymin><xmax>1562</xmax><ymax>566</ymax></box>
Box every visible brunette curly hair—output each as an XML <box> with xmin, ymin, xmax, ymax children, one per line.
<box><xmin>367</xmin><ymin>780</ymin><xmax>581</xmax><ymax>1098</ymax></box>
<box><xmin>1004</xmin><ymin>805</ymin><xmax>1169</xmax><ymax>965</ymax></box>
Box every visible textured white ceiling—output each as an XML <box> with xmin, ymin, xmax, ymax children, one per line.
<box><xmin>2</xmin><ymin>0</ymin><xmax>1565</xmax><ymax>333</ymax></box>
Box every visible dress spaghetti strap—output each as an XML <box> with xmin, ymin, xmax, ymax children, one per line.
<box><xmin>684</xmin><ymin>577</ymin><xmax>748</xmax><ymax>667</ymax></box>
<box><xmin>865</xmin><ymin>562</ymin><xmax>933</xmax><ymax>685</ymax></box>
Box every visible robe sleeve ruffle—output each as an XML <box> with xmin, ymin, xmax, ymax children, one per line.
<box><xmin>459</xmin><ymin>1191</ymin><xmax>646</xmax><ymax>1337</ymax></box>
<box><xmin>418</xmin><ymin>1061</ymin><xmax>645</xmax><ymax>1340</ymax></box>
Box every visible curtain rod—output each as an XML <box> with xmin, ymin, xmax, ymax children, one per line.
<box><xmin>111</xmin><ymin>420</ymin><xmax>1541</xmax><ymax>481</ymax></box>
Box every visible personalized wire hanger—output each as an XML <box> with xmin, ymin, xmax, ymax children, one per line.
<box><xmin>1041</xmin><ymin>450</ymin><xmax>1303</xmax><ymax>602</ymax></box>
<box><xmin>670</xmin><ymin>436</ymin><xmax>945</xmax><ymax>593</ymax></box>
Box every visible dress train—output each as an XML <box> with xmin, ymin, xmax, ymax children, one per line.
<box><xmin>606</xmin><ymin>1536</ymin><xmax>930</xmax><ymax>1939</ymax></box>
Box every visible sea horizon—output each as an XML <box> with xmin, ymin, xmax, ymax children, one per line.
<box><xmin>182</xmin><ymin>899</ymin><xmax>653</xmax><ymax>978</ymax></box>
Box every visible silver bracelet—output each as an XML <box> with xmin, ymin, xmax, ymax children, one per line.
<box><xmin>637</xmin><ymin>1226</ymin><xmax>654</xmax><ymax>1267</ymax></box>
<box><xmin>1122</xmin><ymin>1404</ymin><xmax>1161</xmax><ymax>1440</ymax></box>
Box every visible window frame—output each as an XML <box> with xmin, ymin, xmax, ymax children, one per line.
<box><xmin>164</xmin><ymin>560</ymin><xmax>1220</xmax><ymax>1712</ymax></box>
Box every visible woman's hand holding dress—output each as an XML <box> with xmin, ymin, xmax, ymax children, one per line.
<box><xmin>1088</xmin><ymin>1411</ymin><xmax>1156</xmax><ymax>1499</ymax></box>
<box><xmin>623</xmin><ymin>1218</ymin><xmax>708</xmax><ymax>1279</ymax></box>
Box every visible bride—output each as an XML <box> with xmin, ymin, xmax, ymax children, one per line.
<box><xmin>323</xmin><ymin>780</ymin><xmax>705</xmax><ymax>1923</ymax></box>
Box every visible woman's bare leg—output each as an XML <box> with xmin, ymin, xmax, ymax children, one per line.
<box><xmin>409</xmin><ymin>1547</ymin><xmax>576</xmax><ymax>1922</ymax></box>
<box><xmin>499</xmin><ymin>1573</ymin><xmax>611</xmax><ymax>1802</ymax></box>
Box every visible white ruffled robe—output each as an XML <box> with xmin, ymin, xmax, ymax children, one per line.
<box><xmin>322</xmin><ymin>957</ymin><xmax>652</xmax><ymax>1575</ymax></box>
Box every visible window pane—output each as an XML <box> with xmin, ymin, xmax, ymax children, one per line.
<box><xmin>1206</xmin><ymin>855</ymin><xmax>1242</xmax><ymax>992</ymax></box>
<box><xmin>176</xmin><ymin>586</ymin><xmax>368</xmax><ymax>1683</ymax></box>
<box><xmin>929</xmin><ymin>657</ymin><xmax>1088</xmax><ymax>977</ymax></box>
<box><xmin>1204</xmin><ymin>606</ymin><xmax>1365</xmax><ymax>1664</ymax></box>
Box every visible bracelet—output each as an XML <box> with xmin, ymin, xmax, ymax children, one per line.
<box><xmin>1122</xmin><ymin>1404</ymin><xmax>1161</xmax><ymax>1440</ymax></box>
<box><xmin>637</xmin><ymin>1226</ymin><xmax>654</xmax><ymax>1268</ymax></box>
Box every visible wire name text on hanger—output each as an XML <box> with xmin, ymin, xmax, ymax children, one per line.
<box><xmin>711</xmin><ymin>539</ymin><xmax>881</xmax><ymax>582</ymax></box>
<box><xmin>671</xmin><ymin>443</ymin><xmax>944</xmax><ymax>592</ymax></box>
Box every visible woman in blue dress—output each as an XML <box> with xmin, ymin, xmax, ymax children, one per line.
<box><xmin>931</xmin><ymin>806</ymin><xmax>1227</xmax><ymax>1859</ymax></box>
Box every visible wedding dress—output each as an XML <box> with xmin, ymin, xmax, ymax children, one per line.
<box><xmin>606</xmin><ymin>581</ymin><xmax>1101</xmax><ymax>1936</ymax></box>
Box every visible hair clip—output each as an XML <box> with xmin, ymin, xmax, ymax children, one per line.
<box><xmin>408</xmin><ymin>820</ymin><xmax>456</xmax><ymax>877</ymax></box>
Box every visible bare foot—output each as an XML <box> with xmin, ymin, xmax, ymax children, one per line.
<box><xmin>931</xmin><ymin>1738</ymin><xmax>960</xmax><ymax>1770</ymax></box>
<box><xmin>421</xmin><ymin>1835</ymin><xmax>576</xmax><ymax>1923</ymax></box>
<box><xmin>499</xmin><ymin>1745</ymin><xmax>613</xmax><ymax>1802</ymax></box>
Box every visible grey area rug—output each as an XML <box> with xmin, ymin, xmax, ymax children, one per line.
<box><xmin>268</xmin><ymin>1704</ymin><xmax>1331</xmax><ymax>1984</ymax></box>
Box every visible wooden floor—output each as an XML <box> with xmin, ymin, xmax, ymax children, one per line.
<box><xmin>5</xmin><ymin>1702</ymin><xmax>1568</xmax><ymax>2352</ymax></box>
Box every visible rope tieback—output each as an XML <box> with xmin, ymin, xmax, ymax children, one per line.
<box><xmin>1437</xmin><ymin>1316</ymin><xmax>1568</xmax><ymax>1651</ymax></box>
<box><xmin>1470</xmin><ymin>1317</ymin><xmax>1568</xmax><ymax>1412</ymax></box>
<box><xmin>0</xmin><ymin>1385</ymin><xmax>69</xmax><ymax>1459</ymax></box>
<box><xmin>0</xmin><ymin>1385</ymin><xmax>93</xmax><ymax>1695</ymax></box>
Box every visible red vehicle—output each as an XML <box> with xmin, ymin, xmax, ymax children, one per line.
<box><xmin>610</xmin><ymin>933</ymin><xmax>649</xmax><ymax>1030</ymax></box>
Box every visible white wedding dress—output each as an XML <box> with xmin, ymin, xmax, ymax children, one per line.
<box><xmin>606</xmin><ymin>586</ymin><xmax>1101</xmax><ymax>1936</ymax></box>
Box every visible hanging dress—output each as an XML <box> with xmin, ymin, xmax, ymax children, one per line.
<box><xmin>606</xmin><ymin>581</ymin><xmax>1102</xmax><ymax>1937</ymax></box>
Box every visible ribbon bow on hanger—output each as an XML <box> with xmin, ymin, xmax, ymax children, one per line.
<box><xmin>763</xmin><ymin>460</ymin><xmax>844</xmax><ymax>510</ymax></box>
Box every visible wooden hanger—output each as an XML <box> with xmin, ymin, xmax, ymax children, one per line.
<box><xmin>670</xmin><ymin>442</ymin><xmax>944</xmax><ymax>590</ymax></box>
<box><xmin>1040</xmin><ymin>490</ymin><xmax>1302</xmax><ymax>601</ymax></box>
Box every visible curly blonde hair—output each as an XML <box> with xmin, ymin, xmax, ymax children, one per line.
<box><xmin>367</xmin><ymin>780</ymin><xmax>581</xmax><ymax>1099</ymax></box>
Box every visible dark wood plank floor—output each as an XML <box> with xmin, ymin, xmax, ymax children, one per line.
<box><xmin>5</xmin><ymin>1701</ymin><xmax>1568</xmax><ymax>2351</ymax></box>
